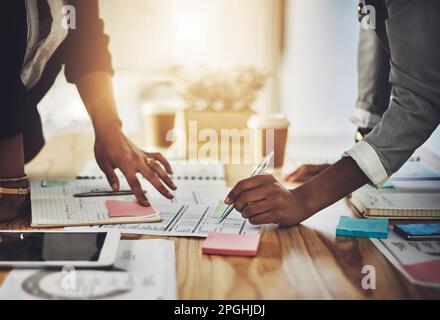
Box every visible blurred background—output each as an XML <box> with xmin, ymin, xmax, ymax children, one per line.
<box><xmin>36</xmin><ymin>0</ymin><xmax>440</xmax><ymax>156</ymax></box>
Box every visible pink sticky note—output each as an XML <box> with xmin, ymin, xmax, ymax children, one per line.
<box><xmin>202</xmin><ymin>232</ymin><xmax>261</xmax><ymax>257</ymax></box>
<box><xmin>105</xmin><ymin>200</ymin><xmax>157</xmax><ymax>218</ymax></box>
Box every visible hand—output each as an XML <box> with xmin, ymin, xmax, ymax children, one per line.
<box><xmin>284</xmin><ymin>164</ymin><xmax>331</xmax><ymax>183</ymax></box>
<box><xmin>94</xmin><ymin>130</ymin><xmax>176</xmax><ymax>205</ymax></box>
<box><xmin>225</xmin><ymin>174</ymin><xmax>310</xmax><ymax>227</ymax></box>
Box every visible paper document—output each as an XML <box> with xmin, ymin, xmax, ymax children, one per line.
<box><xmin>30</xmin><ymin>179</ymin><xmax>161</xmax><ymax>227</ymax></box>
<box><xmin>387</xmin><ymin>180</ymin><xmax>440</xmax><ymax>191</ymax></box>
<box><xmin>32</xmin><ymin>161</ymin><xmax>229</xmax><ymax>227</ymax></box>
<box><xmin>66</xmin><ymin>201</ymin><xmax>259</xmax><ymax>237</ymax></box>
<box><xmin>0</xmin><ymin>239</ymin><xmax>177</xmax><ymax>300</ymax></box>
<box><xmin>77</xmin><ymin>160</ymin><xmax>227</xmax><ymax>205</ymax></box>
<box><xmin>166</xmin><ymin>181</ymin><xmax>228</xmax><ymax>205</ymax></box>
<box><xmin>391</xmin><ymin>158</ymin><xmax>440</xmax><ymax>180</ymax></box>
<box><xmin>371</xmin><ymin>230</ymin><xmax>440</xmax><ymax>287</ymax></box>
<box><xmin>169</xmin><ymin>160</ymin><xmax>225</xmax><ymax>181</ymax></box>
<box><xmin>79</xmin><ymin>160</ymin><xmax>226</xmax><ymax>182</ymax></box>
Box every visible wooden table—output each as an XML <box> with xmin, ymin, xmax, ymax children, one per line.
<box><xmin>1</xmin><ymin>133</ymin><xmax>439</xmax><ymax>299</ymax></box>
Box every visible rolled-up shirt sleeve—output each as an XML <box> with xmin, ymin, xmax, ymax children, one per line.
<box><xmin>344</xmin><ymin>140</ymin><xmax>388</xmax><ymax>186</ymax></box>
<box><xmin>345</xmin><ymin>0</ymin><xmax>440</xmax><ymax>187</ymax></box>
<box><xmin>63</xmin><ymin>0</ymin><xmax>114</xmax><ymax>83</ymax></box>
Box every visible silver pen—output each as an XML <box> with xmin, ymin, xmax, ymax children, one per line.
<box><xmin>218</xmin><ymin>151</ymin><xmax>274</xmax><ymax>223</ymax></box>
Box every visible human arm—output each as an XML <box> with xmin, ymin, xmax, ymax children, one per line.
<box><xmin>283</xmin><ymin>164</ymin><xmax>331</xmax><ymax>183</ymax></box>
<box><xmin>226</xmin><ymin>157</ymin><xmax>368</xmax><ymax>226</ymax></box>
<box><xmin>75</xmin><ymin>72</ymin><xmax>176</xmax><ymax>205</ymax></box>
<box><xmin>64</xmin><ymin>0</ymin><xmax>175</xmax><ymax>205</ymax></box>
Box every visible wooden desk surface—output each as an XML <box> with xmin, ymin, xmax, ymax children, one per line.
<box><xmin>1</xmin><ymin>133</ymin><xmax>439</xmax><ymax>299</ymax></box>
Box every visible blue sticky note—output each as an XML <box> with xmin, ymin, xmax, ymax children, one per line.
<box><xmin>336</xmin><ymin>216</ymin><xmax>389</xmax><ymax>239</ymax></box>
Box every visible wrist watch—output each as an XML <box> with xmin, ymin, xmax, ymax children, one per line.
<box><xmin>355</xmin><ymin>127</ymin><xmax>372</xmax><ymax>143</ymax></box>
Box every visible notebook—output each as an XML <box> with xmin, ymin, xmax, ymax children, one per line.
<box><xmin>30</xmin><ymin>179</ymin><xmax>161</xmax><ymax>228</ymax></box>
<box><xmin>350</xmin><ymin>189</ymin><xmax>440</xmax><ymax>219</ymax></box>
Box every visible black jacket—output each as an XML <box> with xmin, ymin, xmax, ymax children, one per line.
<box><xmin>0</xmin><ymin>0</ymin><xmax>113</xmax><ymax>161</ymax></box>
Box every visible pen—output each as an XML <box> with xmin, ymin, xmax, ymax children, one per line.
<box><xmin>73</xmin><ymin>190</ymin><xmax>145</xmax><ymax>198</ymax></box>
<box><xmin>390</xmin><ymin>176</ymin><xmax>440</xmax><ymax>181</ymax></box>
<box><xmin>218</xmin><ymin>151</ymin><xmax>274</xmax><ymax>224</ymax></box>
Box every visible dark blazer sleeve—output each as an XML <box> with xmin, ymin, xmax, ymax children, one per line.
<box><xmin>0</xmin><ymin>0</ymin><xmax>28</xmax><ymax>140</ymax></box>
<box><xmin>63</xmin><ymin>0</ymin><xmax>114</xmax><ymax>83</ymax></box>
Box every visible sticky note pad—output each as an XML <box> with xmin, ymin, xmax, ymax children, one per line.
<box><xmin>210</xmin><ymin>201</ymin><xmax>242</xmax><ymax>220</ymax></box>
<box><xmin>41</xmin><ymin>180</ymin><xmax>69</xmax><ymax>187</ymax></box>
<box><xmin>202</xmin><ymin>232</ymin><xmax>261</xmax><ymax>256</ymax></box>
<box><xmin>336</xmin><ymin>216</ymin><xmax>389</xmax><ymax>239</ymax></box>
<box><xmin>106</xmin><ymin>200</ymin><xmax>157</xmax><ymax>218</ymax></box>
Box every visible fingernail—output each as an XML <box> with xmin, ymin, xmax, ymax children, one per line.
<box><xmin>224</xmin><ymin>196</ymin><xmax>230</xmax><ymax>204</ymax></box>
<box><xmin>143</xmin><ymin>200</ymin><xmax>150</xmax><ymax>206</ymax></box>
<box><xmin>167</xmin><ymin>191</ymin><xmax>174</xmax><ymax>198</ymax></box>
<box><xmin>111</xmin><ymin>183</ymin><xmax>118</xmax><ymax>191</ymax></box>
<box><xmin>171</xmin><ymin>183</ymin><xmax>177</xmax><ymax>190</ymax></box>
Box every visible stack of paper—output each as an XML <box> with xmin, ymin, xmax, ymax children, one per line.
<box><xmin>371</xmin><ymin>230</ymin><xmax>440</xmax><ymax>287</ymax></box>
<box><xmin>0</xmin><ymin>239</ymin><xmax>177</xmax><ymax>300</ymax></box>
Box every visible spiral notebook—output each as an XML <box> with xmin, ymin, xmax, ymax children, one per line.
<box><xmin>350</xmin><ymin>189</ymin><xmax>440</xmax><ymax>219</ymax></box>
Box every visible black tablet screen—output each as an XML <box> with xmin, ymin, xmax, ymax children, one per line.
<box><xmin>0</xmin><ymin>232</ymin><xmax>107</xmax><ymax>261</ymax></box>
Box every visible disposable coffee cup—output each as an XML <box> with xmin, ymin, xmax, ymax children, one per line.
<box><xmin>247</xmin><ymin>114</ymin><xmax>290</xmax><ymax>168</ymax></box>
<box><xmin>142</xmin><ymin>101</ymin><xmax>177</xmax><ymax>148</ymax></box>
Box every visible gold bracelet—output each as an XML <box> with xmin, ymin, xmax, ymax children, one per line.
<box><xmin>0</xmin><ymin>175</ymin><xmax>28</xmax><ymax>183</ymax></box>
<box><xmin>0</xmin><ymin>186</ymin><xmax>30</xmax><ymax>196</ymax></box>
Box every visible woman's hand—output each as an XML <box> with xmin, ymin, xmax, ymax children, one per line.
<box><xmin>284</xmin><ymin>164</ymin><xmax>331</xmax><ymax>183</ymax></box>
<box><xmin>225</xmin><ymin>174</ymin><xmax>311</xmax><ymax>226</ymax></box>
<box><xmin>75</xmin><ymin>72</ymin><xmax>176</xmax><ymax>206</ymax></box>
<box><xmin>94</xmin><ymin>129</ymin><xmax>176</xmax><ymax>205</ymax></box>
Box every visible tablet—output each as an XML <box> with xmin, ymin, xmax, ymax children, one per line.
<box><xmin>0</xmin><ymin>231</ymin><xmax>120</xmax><ymax>268</ymax></box>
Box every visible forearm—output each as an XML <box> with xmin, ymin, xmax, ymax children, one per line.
<box><xmin>226</xmin><ymin>157</ymin><xmax>369</xmax><ymax>227</ymax></box>
<box><xmin>75</xmin><ymin>71</ymin><xmax>122</xmax><ymax>138</ymax></box>
<box><xmin>294</xmin><ymin>157</ymin><xmax>369</xmax><ymax>217</ymax></box>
